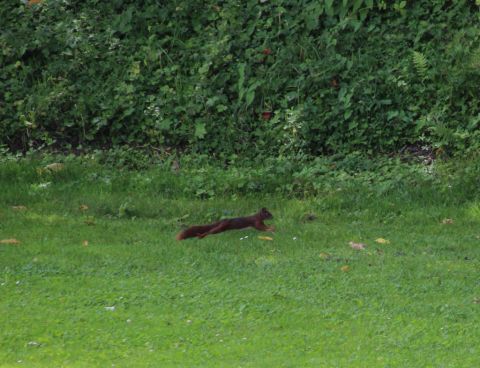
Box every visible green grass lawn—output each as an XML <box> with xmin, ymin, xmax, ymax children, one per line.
<box><xmin>0</xmin><ymin>161</ymin><xmax>479</xmax><ymax>367</ymax></box>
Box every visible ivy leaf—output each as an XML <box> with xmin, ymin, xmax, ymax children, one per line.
<box><xmin>194</xmin><ymin>123</ymin><xmax>206</xmax><ymax>139</ymax></box>
<box><xmin>352</xmin><ymin>0</ymin><xmax>363</xmax><ymax>13</ymax></box>
<box><xmin>113</xmin><ymin>6</ymin><xmax>134</xmax><ymax>34</ymax></box>
<box><xmin>216</xmin><ymin>104</ymin><xmax>228</xmax><ymax>113</ymax></box>
<box><xmin>245</xmin><ymin>81</ymin><xmax>262</xmax><ymax>107</ymax></box>
<box><xmin>158</xmin><ymin>118</ymin><xmax>172</xmax><ymax>130</ymax></box>
<box><xmin>387</xmin><ymin>111</ymin><xmax>399</xmax><ymax>120</ymax></box>
<box><xmin>246</xmin><ymin>90</ymin><xmax>255</xmax><ymax>107</ymax></box>
<box><xmin>305</xmin><ymin>3</ymin><xmax>323</xmax><ymax>30</ymax></box>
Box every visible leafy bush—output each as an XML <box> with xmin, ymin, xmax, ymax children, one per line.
<box><xmin>1</xmin><ymin>0</ymin><xmax>479</xmax><ymax>157</ymax></box>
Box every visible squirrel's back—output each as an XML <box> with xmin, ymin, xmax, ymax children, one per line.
<box><xmin>176</xmin><ymin>208</ymin><xmax>273</xmax><ymax>240</ymax></box>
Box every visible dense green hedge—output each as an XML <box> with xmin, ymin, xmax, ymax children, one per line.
<box><xmin>1</xmin><ymin>0</ymin><xmax>479</xmax><ymax>157</ymax></box>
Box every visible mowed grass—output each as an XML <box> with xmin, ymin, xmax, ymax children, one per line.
<box><xmin>0</xmin><ymin>161</ymin><xmax>479</xmax><ymax>367</ymax></box>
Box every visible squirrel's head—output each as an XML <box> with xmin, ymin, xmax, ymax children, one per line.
<box><xmin>259</xmin><ymin>207</ymin><xmax>273</xmax><ymax>220</ymax></box>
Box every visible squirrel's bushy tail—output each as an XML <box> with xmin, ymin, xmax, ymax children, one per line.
<box><xmin>176</xmin><ymin>225</ymin><xmax>215</xmax><ymax>240</ymax></box>
<box><xmin>176</xmin><ymin>231</ymin><xmax>186</xmax><ymax>240</ymax></box>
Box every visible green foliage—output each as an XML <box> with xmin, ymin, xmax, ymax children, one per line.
<box><xmin>1</xmin><ymin>0</ymin><xmax>479</xmax><ymax>156</ymax></box>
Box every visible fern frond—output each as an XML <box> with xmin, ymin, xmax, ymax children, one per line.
<box><xmin>412</xmin><ymin>51</ymin><xmax>428</xmax><ymax>79</ymax></box>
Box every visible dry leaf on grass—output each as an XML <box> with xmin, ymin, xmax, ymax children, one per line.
<box><xmin>11</xmin><ymin>206</ymin><xmax>27</xmax><ymax>211</ymax></box>
<box><xmin>84</xmin><ymin>217</ymin><xmax>96</xmax><ymax>226</ymax></box>
<box><xmin>82</xmin><ymin>240</ymin><xmax>89</xmax><ymax>247</ymax></box>
<box><xmin>44</xmin><ymin>163</ymin><xmax>65</xmax><ymax>172</ymax></box>
<box><xmin>258</xmin><ymin>236</ymin><xmax>273</xmax><ymax>241</ymax></box>
<box><xmin>79</xmin><ymin>204</ymin><xmax>89</xmax><ymax>211</ymax></box>
<box><xmin>442</xmin><ymin>218</ymin><xmax>454</xmax><ymax>225</ymax></box>
<box><xmin>319</xmin><ymin>252</ymin><xmax>330</xmax><ymax>260</ymax></box>
<box><xmin>341</xmin><ymin>265</ymin><xmax>350</xmax><ymax>272</ymax></box>
<box><xmin>375</xmin><ymin>238</ymin><xmax>390</xmax><ymax>244</ymax></box>
<box><xmin>0</xmin><ymin>238</ymin><xmax>21</xmax><ymax>245</ymax></box>
<box><xmin>37</xmin><ymin>163</ymin><xmax>65</xmax><ymax>175</ymax></box>
<box><xmin>349</xmin><ymin>241</ymin><xmax>366</xmax><ymax>250</ymax></box>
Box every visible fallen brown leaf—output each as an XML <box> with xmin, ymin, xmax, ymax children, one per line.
<box><xmin>341</xmin><ymin>265</ymin><xmax>350</xmax><ymax>272</ymax></box>
<box><xmin>11</xmin><ymin>206</ymin><xmax>27</xmax><ymax>211</ymax></box>
<box><xmin>442</xmin><ymin>218</ymin><xmax>454</xmax><ymax>225</ymax></box>
<box><xmin>258</xmin><ymin>236</ymin><xmax>273</xmax><ymax>241</ymax></box>
<box><xmin>375</xmin><ymin>238</ymin><xmax>390</xmax><ymax>244</ymax></box>
<box><xmin>45</xmin><ymin>163</ymin><xmax>65</xmax><ymax>172</ymax></box>
<box><xmin>79</xmin><ymin>204</ymin><xmax>89</xmax><ymax>211</ymax></box>
<box><xmin>0</xmin><ymin>238</ymin><xmax>21</xmax><ymax>245</ymax></box>
<box><xmin>319</xmin><ymin>252</ymin><xmax>330</xmax><ymax>260</ymax></box>
<box><xmin>82</xmin><ymin>240</ymin><xmax>89</xmax><ymax>247</ymax></box>
<box><xmin>349</xmin><ymin>241</ymin><xmax>366</xmax><ymax>250</ymax></box>
<box><xmin>171</xmin><ymin>158</ymin><xmax>180</xmax><ymax>174</ymax></box>
<box><xmin>84</xmin><ymin>218</ymin><xmax>96</xmax><ymax>226</ymax></box>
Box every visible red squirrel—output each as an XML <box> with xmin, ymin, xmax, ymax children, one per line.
<box><xmin>176</xmin><ymin>208</ymin><xmax>274</xmax><ymax>240</ymax></box>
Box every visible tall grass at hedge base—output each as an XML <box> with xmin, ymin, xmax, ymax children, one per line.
<box><xmin>1</xmin><ymin>152</ymin><xmax>479</xmax><ymax>210</ymax></box>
